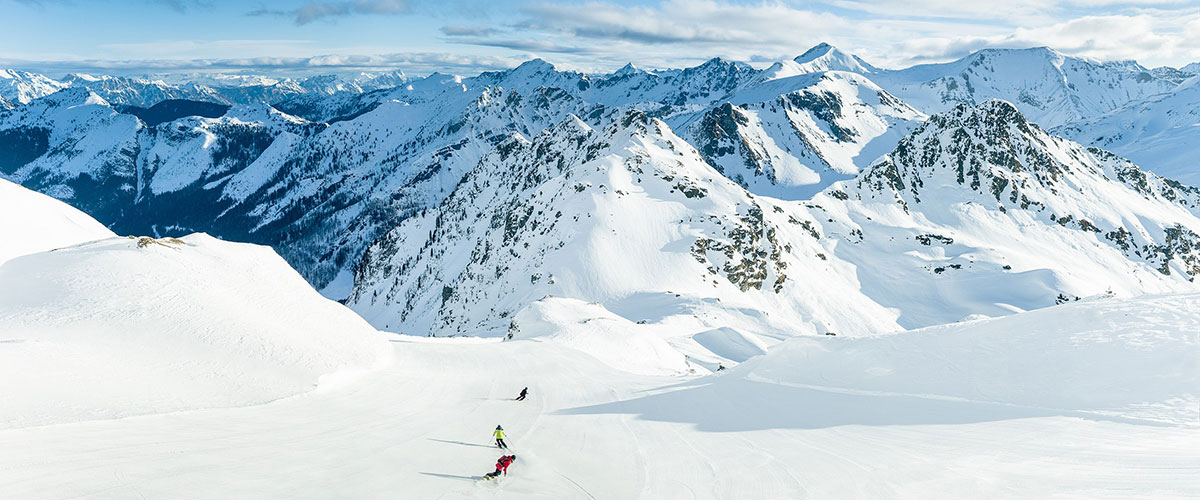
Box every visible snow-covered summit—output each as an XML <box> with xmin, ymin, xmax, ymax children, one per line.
<box><xmin>790</xmin><ymin>43</ymin><xmax>878</xmax><ymax>74</ymax></box>
<box><xmin>59</xmin><ymin>73</ymin><xmax>215</xmax><ymax>107</ymax></box>
<box><xmin>684</xmin><ymin>70</ymin><xmax>924</xmax><ymax>199</ymax></box>
<box><xmin>1055</xmin><ymin>74</ymin><xmax>1200</xmax><ymax>186</ymax></box>
<box><xmin>871</xmin><ymin>46</ymin><xmax>1178</xmax><ymax>128</ymax></box>
<box><xmin>0</xmin><ymin>68</ymin><xmax>66</xmax><ymax>105</ymax></box>
<box><xmin>827</xmin><ymin>99</ymin><xmax>1200</xmax><ymax>324</ymax></box>
<box><xmin>612</xmin><ymin>62</ymin><xmax>644</xmax><ymax>78</ymax></box>
<box><xmin>753</xmin><ymin>43</ymin><xmax>878</xmax><ymax>84</ymax></box>
<box><xmin>347</xmin><ymin>109</ymin><xmax>902</xmax><ymax>350</ymax></box>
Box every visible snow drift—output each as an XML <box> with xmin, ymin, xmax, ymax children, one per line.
<box><xmin>511</xmin><ymin>296</ymin><xmax>692</xmax><ymax>376</ymax></box>
<box><xmin>0</xmin><ymin>233</ymin><xmax>391</xmax><ymax>429</ymax></box>
<box><xmin>0</xmin><ymin>177</ymin><xmax>114</xmax><ymax>265</ymax></box>
<box><xmin>742</xmin><ymin>293</ymin><xmax>1200</xmax><ymax>425</ymax></box>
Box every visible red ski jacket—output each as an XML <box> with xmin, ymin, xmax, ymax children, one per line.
<box><xmin>496</xmin><ymin>456</ymin><xmax>515</xmax><ymax>474</ymax></box>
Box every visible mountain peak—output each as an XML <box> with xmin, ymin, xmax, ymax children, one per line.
<box><xmin>613</xmin><ymin>62</ymin><xmax>642</xmax><ymax>77</ymax></box>
<box><xmin>795</xmin><ymin>42</ymin><xmax>835</xmax><ymax>62</ymax></box>
<box><xmin>951</xmin><ymin>98</ymin><xmax>1027</xmax><ymax>124</ymax></box>
<box><xmin>754</xmin><ymin>44</ymin><xmax>877</xmax><ymax>82</ymax></box>
<box><xmin>514</xmin><ymin>58</ymin><xmax>557</xmax><ymax>73</ymax></box>
<box><xmin>695</xmin><ymin>56</ymin><xmax>742</xmax><ymax>70</ymax></box>
<box><xmin>549</xmin><ymin>113</ymin><xmax>594</xmax><ymax>137</ymax></box>
<box><xmin>972</xmin><ymin>46</ymin><xmax>1065</xmax><ymax>64</ymax></box>
<box><xmin>788</xmin><ymin>42</ymin><xmax>877</xmax><ymax>75</ymax></box>
<box><xmin>39</xmin><ymin>86</ymin><xmax>109</xmax><ymax>108</ymax></box>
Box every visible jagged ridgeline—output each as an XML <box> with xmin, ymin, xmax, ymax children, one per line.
<box><xmin>855</xmin><ymin>100</ymin><xmax>1200</xmax><ymax>278</ymax></box>
<box><xmin>683</xmin><ymin>71</ymin><xmax>924</xmax><ymax>200</ymax></box>
<box><xmin>348</xmin><ymin>101</ymin><xmax>1200</xmax><ymax>336</ymax></box>
<box><xmin>3</xmin><ymin>46</ymin><xmax>1200</xmax><ymax>340</ymax></box>
<box><xmin>347</xmin><ymin>110</ymin><xmax>901</xmax><ymax>337</ymax></box>
<box><xmin>0</xmin><ymin>55</ymin><xmax>896</xmax><ymax>298</ymax></box>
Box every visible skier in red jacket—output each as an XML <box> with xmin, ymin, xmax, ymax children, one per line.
<box><xmin>484</xmin><ymin>455</ymin><xmax>516</xmax><ymax>479</ymax></box>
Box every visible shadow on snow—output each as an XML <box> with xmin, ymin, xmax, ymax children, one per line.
<box><xmin>557</xmin><ymin>377</ymin><xmax>1169</xmax><ymax>431</ymax></box>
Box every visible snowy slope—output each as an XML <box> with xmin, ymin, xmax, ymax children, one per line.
<box><xmin>822</xmin><ymin>100</ymin><xmax>1200</xmax><ymax>326</ymax></box>
<box><xmin>681</xmin><ymin>70</ymin><xmax>923</xmax><ymax>199</ymax></box>
<box><xmin>0</xmin><ymin>68</ymin><xmax>65</xmax><ymax>105</ymax></box>
<box><xmin>348</xmin><ymin>110</ymin><xmax>903</xmax><ymax>351</ymax></box>
<box><xmin>1150</xmin><ymin>66</ymin><xmax>1195</xmax><ymax>84</ymax></box>
<box><xmin>0</xmin><ymin>177</ymin><xmax>114</xmax><ymax>265</ymax></box>
<box><xmin>745</xmin><ymin>292</ymin><xmax>1200</xmax><ymax>425</ymax></box>
<box><xmin>4</xmin><ymin>48</ymin><xmax>1199</xmax><ymax>312</ymax></box>
<box><xmin>362</xmin><ymin>100</ymin><xmax>1200</xmax><ymax>341</ymax></box>
<box><xmin>0</xmin><ymin>233</ymin><xmax>391</xmax><ymax>429</ymax></box>
<box><xmin>0</xmin><ymin>73</ymin><xmax>610</xmax><ymax>293</ymax></box>
<box><xmin>871</xmin><ymin>47</ymin><xmax>1178</xmax><ymax>128</ymax></box>
<box><xmin>348</xmin><ymin>101</ymin><xmax>1200</xmax><ymax>356</ymax></box>
<box><xmin>0</xmin><ymin>88</ymin><xmax>149</xmax><ymax>223</ymax></box>
<box><xmin>59</xmin><ymin>73</ymin><xmax>243</xmax><ymax>107</ymax></box>
<box><xmin>0</xmin><ymin>294</ymin><xmax>1196</xmax><ymax>499</ymax></box>
<box><xmin>754</xmin><ymin>42</ymin><xmax>879</xmax><ymax>83</ymax></box>
<box><xmin>1055</xmin><ymin>76</ymin><xmax>1200</xmax><ymax>185</ymax></box>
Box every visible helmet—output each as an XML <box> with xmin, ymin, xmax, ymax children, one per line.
<box><xmin>496</xmin><ymin>425</ymin><xmax>503</xmax><ymax>430</ymax></box>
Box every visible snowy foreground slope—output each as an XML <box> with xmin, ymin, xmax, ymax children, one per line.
<box><xmin>0</xmin><ymin>177</ymin><xmax>114</xmax><ymax>265</ymax></box>
<box><xmin>0</xmin><ymin>293</ymin><xmax>1196</xmax><ymax>499</ymax></box>
<box><xmin>0</xmin><ymin>232</ymin><xmax>391</xmax><ymax>429</ymax></box>
<box><xmin>744</xmin><ymin>293</ymin><xmax>1200</xmax><ymax>426</ymax></box>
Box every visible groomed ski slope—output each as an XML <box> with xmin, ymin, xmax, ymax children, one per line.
<box><xmin>2</xmin><ymin>294</ymin><xmax>1198</xmax><ymax>499</ymax></box>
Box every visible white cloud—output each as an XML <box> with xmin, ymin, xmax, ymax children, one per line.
<box><xmin>0</xmin><ymin>51</ymin><xmax>527</xmax><ymax>77</ymax></box>
<box><xmin>6</xmin><ymin>0</ymin><xmax>1200</xmax><ymax>76</ymax></box>
<box><xmin>447</xmin><ymin>0</ymin><xmax>1200</xmax><ymax>70</ymax></box>
<box><xmin>891</xmin><ymin>11</ymin><xmax>1200</xmax><ymax>67</ymax></box>
<box><xmin>248</xmin><ymin>0</ymin><xmax>410</xmax><ymax>25</ymax></box>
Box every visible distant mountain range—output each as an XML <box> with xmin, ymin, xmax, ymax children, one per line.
<box><xmin>3</xmin><ymin>43</ymin><xmax>1200</xmax><ymax>347</ymax></box>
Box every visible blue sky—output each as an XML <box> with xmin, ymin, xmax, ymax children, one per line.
<box><xmin>3</xmin><ymin>0</ymin><xmax>1199</xmax><ymax>77</ymax></box>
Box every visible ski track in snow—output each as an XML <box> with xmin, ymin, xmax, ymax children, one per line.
<box><xmin>1</xmin><ymin>337</ymin><xmax>1197</xmax><ymax>500</ymax></box>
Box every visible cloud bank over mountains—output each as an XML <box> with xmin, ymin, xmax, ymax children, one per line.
<box><xmin>2</xmin><ymin>0</ymin><xmax>1197</xmax><ymax>76</ymax></box>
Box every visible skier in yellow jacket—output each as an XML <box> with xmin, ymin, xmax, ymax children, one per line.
<box><xmin>493</xmin><ymin>425</ymin><xmax>509</xmax><ymax>449</ymax></box>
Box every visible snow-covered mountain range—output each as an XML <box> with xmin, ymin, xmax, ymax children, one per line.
<box><xmin>0</xmin><ymin>70</ymin><xmax>413</xmax><ymax>109</ymax></box>
<box><xmin>3</xmin><ymin>43</ymin><xmax>1200</xmax><ymax>350</ymax></box>
<box><xmin>2</xmin><ymin>43</ymin><xmax>1200</xmax><ymax>500</ymax></box>
<box><xmin>1055</xmin><ymin>75</ymin><xmax>1200</xmax><ymax>185</ymax></box>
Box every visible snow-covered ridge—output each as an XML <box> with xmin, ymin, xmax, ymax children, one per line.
<box><xmin>818</xmin><ymin>99</ymin><xmax>1200</xmax><ymax>327</ymax></box>
<box><xmin>2</xmin><ymin>42</ymin><xmax>1199</xmax><ymax>318</ymax></box>
<box><xmin>0</xmin><ymin>233</ymin><xmax>391</xmax><ymax>429</ymax></box>
<box><xmin>1054</xmin><ymin>75</ymin><xmax>1200</xmax><ymax>186</ymax></box>
<box><xmin>346</xmin><ymin>100</ymin><xmax>1200</xmax><ymax>363</ymax></box>
<box><xmin>682</xmin><ymin>70</ymin><xmax>924</xmax><ymax>199</ymax></box>
<box><xmin>0</xmin><ymin>177</ymin><xmax>114</xmax><ymax>265</ymax></box>
<box><xmin>865</xmin><ymin>46</ymin><xmax>1179</xmax><ymax>128</ymax></box>
<box><xmin>754</xmin><ymin>42</ymin><xmax>879</xmax><ymax>83</ymax></box>
<box><xmin>0</xmin><ymin>68</ymin><xmax>66</xmax><ymax>106</ymax></box>
<box><xmin>348</xmin><ymin>109</ymin><xmax>902</xmax><ymax>353</ymax></box>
